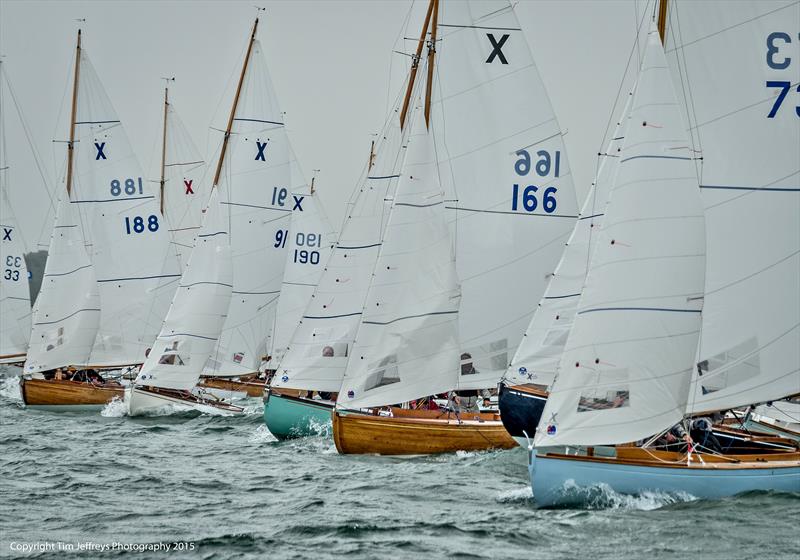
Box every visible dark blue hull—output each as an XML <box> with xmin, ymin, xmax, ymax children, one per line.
<box><xmin>498</xmin><ymin>382</ymin><xmax>548</xmax><ymax>444</ymax></box>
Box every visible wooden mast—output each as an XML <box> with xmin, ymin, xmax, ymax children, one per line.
<box><xmin>657</xmin><ymin>0</ymin><xmax>668</xmax><ymax>45</ymax></box>
<box><xmin>399</xmin><ymin>0</ymin><xmax>434</xmax><ymax>130</ymax></box>
<box><xmin>212</xmin><ymin>17</ymin><xmax>259</xmax><ymax>188</ymax></box>
<box><xmin>424</xmin><ymin>0</ymin><xmax>439</xmax><ymax>128</ymax></box>
<box><xmin>65</xmin><ymin>30</ymin><xmax>82</xmax><ymax>195</ymax></box>
<box><xmin>159</xmin><ymin>86</ymin><xmax>168</xmax><ymax>214</ymax></box>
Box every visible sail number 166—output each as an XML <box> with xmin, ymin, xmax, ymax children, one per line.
<box><xmin>511</xmin><ymin>149</ymin><xmax>559</xmax><ymax>214</ymax></box>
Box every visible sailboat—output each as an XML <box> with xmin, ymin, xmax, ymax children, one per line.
<box><xmin>498</xmin><ymin>90</ymin><xmax>635</xmax><ymax>444</ymax></box>
<box><xmin>196</xmin><ymin>16</ymin><xmax>294</xmax><ymax>389</ymax></box>
<box><xmin>20</xmin><ymin>30</ymin><xmax>181</xmax><ymax>408</ymax></box>
<box><xmin>264</xmin><ymin>91</ymin><xmax>409</xmax><ymax>438</ymax></box>
<box><xmin>269</xmin><ymin>0</ymin><xmax>580</xmax><ymax>447</ymax></box>
<box><xmin>529</xmin><ymin>5</ymin><xmax>800</xmax><ymax>507</ymax></box>
<box><xmin>0</xmin><ymin>61</ymin><xmax>32</xmax><ymax>366</ymax></box>
<box><xmin>128</xmin><ymin>15</ymin><xmax>298</xmax><ymax>413</ymax></box>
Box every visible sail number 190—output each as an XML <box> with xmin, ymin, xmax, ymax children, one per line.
<box><xmin>510</xmin><ymin>149</ymin><xmax>559</xmax><ymax>214</ymax></box>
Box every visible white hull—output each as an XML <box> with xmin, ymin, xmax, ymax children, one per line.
<box><xmin>125</xmin><ymin>386</ymin><xmax>243</xmax><ymax>416</ymax></box>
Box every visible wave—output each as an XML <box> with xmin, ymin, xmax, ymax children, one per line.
<box><xmin>547</xmin><ymin>480</ymin><xmax>697</xmax><ymax>511</ymax></box>
<box><xmin>0</xmin><ymin>374</ymin><xmax>22</xmax><ymax>401</ymax></box>
<box><xmin>100</xmin><ymin>396</ymin><xmax>127</xmax><ymax>417</ymax></box>
<box><xmin>496</xmin><ymin>486</ymin><xmax>534</xmax><ymax>503</ymax></box>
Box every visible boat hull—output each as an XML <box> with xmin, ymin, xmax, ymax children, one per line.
<box><xmin>263</xmin><ymin>390</ymin><xmax>334</xmax><ymax>439</ymax></box>
<box><xmin>20</xmin><ymin>377</ymin><xmax>123</xmax><ymax>410</ymax></box>
<box><xmin>498</xmin><ymin>382</ymin><xmax>548</xmax><ymax>446</ymax></box>
<box><xmin>126</xmin><ymin>385</ymin><xmax>244</xmax><ymax>416</ymax></box>
<box><xmin>198</xmin><ymin>376</ymin><xmax>265</xmax><ymax>398</ymax></box>
<box><xmin>333</xmin><ymin>408</ymin><xmax>518</xmax><ymax>455</ymax></box>
<box><xmin>529</xmin><ymin>452</ymin><xmax>800</xmax><ymax>507</ymax></box>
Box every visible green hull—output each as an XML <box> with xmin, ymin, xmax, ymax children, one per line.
<box><xmin>263</xmin><ymin>391</ymin><xmax>333</xmax><ymax>439</ymax></box>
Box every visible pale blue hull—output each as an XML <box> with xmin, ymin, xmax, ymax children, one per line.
<box><xmin>530</xmin><ymin>453</ymin><xmax>800</xmax><ymax>507</ymax></box>
<box><xmin>263</xmin><ymin>391</ymin><xmax>333</xmax><ymax>440</ymax></box>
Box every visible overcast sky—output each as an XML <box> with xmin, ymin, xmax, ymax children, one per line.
<box><xmin>0</xmin><ymin>0</ymin><xmax>651</xmax><ymax>251</ymax></box>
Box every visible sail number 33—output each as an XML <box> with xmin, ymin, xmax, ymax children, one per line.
<box><xmin>766</xmin><ymin>32</ymin><xmax>800</xmax><ymax>118</ymax></box>
<box><xmin>511</xmin><ymin>149</ymin><xmax>559</xmax><ymax>213</ymax></box>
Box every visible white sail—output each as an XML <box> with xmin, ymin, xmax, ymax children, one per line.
<box><xmin>432</xmin><ymin>0</ymin><xmax>580</xmax><ymax>390</ymax></box>
<box><xmin>664</xmin><ymin>1</ymin><xmax>800</xmax><ymax>413</ymax></box>
<box><xmin>0</xmin><ymin>183</ymin><xmax>31</xmax><ymax>361</ymax></box>
<box><xmin>136</xmin><ymin>188</ymin><xmax>232</xmax><ymax>391</ymax></box>
<box><xmin>70</xmin><ymin>46</ymin><xmax>181</xmax><ymax>367</ymax></box>
<box><xmin>0</xmin><ymin>63</ymin><xmax>33</xmax><ymax>362</ymax></box>
<box><xmin>161</xmin><ymin>96</ymin><xmax>207</xmax><ymax>271</ymax></box>
<box><xmin>24</xmin><ymin>194</ymin><xmax>100</xmax><ymax>373</ymax></box>
<box><xmin>203</xmin><ymin>40</ymin><xmax>293</xmax><ymax>377</ymax></box>
<box><xmin>267</xmin><ymin>182</ymin><xmax>336</xmax><ymax>366</ymax></box>
<box><xmin>339</xmin><ymin>98</ymin><xmax>461</xmax><ymax>410</ymax></box>
<box><xmin>271</xmin><ymin>99</ymin><xmax>408</xmax><ymax>392</ymax></box>
<box><xmin>506</xmin><ymin>90</ymin><xmax>635</xmax><ymax>388</ymax></box>
<box><xmin>534</xmin><ymin>25</ymin><xmax>705</xmax><ymax>448</ymax></box>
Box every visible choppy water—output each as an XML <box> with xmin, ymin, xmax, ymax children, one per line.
<box><xmin>1</xmin><ymin>372</ymin><xmax>798</xmax><ymax>560</ymax></box>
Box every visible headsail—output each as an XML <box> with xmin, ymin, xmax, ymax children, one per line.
<box><xmin>506</xmin><ymin>89</ymin><xmax>635</xmax><ymax>388</ymax></box>
<box><xmin>25</xmin><ymin>194</ymin><xmax>100</xmax><ymax>373</ymax></box>
<box><xmin>271</xmin><ymin>97</ymin><xmax>408</xmax><ymax>393</ymax></box>
<box><xmin>339</xmin><ymin>95</ymin><xmax>461</xmax><ymax>410</ymax></box>
<box><xmin>136</xmin><ymin>188</ymin><xmax>232</xmax><ymax>391</ymax></box>
<box><xmin>432</xmin><ymin>0</ymin><xmax>580</xmax><ymax>390</ymax></box>
<box><xmin>534</xmin><ymin>24</ymin><xmax>705</xmax><ymax>448</ymax></box>
<box><xmin>664</xmin><ymin>0</ymin><xmax>800</xmax><ymax>413</ymax></box>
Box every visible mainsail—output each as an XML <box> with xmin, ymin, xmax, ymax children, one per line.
<box><xmin>432</xmin><ymin>0</ymin><xmax>580</xmax><ymax>390</ymax></box>
<box><xmin>69</xmin><ymin>41</ymin><xmax>181</xmax><ymax>367</ymax></box>
<box><xmin>664</xmin><ymin>0</ymin><xmax>800</xmax><ymax>413</ymax></box>
<box><xmin>202</xmin><ymin>37</ymin><xmax>294</xmax><ymax>377</ymax></box>
<box><xmin>268</xmin><ymin>178</ymin><xmax>336</xmax><ymax>367</ymax></box>
<box><xmin>0</xmin><ymin>62</ymin><xmax>33</xmax><ymax>362</ymax></box>
<box><xmin>339</xmin><ymin>95</ymin><xmax>461</xmax><ymax>410</ymax></box>
<box><xmin>534</xmin><ymin>24</ymin><xmax>705</xmax><ymax>447</ymax></box>
<box><xmin>160</xmin><ymin>90</ymin><xmax>207</xmax><ymax>272</ymax></box>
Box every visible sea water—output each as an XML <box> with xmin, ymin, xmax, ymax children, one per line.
<box><xmin>1</xmin><ymin>372</ymin><xmax>797</xmax><ymax>559</ymax></box>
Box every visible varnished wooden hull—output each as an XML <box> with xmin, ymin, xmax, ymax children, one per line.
<box><xmin>20</xmin><ymin>377</ymin><xmax>124</xmax><ymax>410</ymax></box>
<box><xmin>332</xmin><ymin>408</ymin><xmax>518</xmax><ymax>455</ymax></box>
<box><xmin>197</xmin><ymin>376</ymin><xmax>265</xmax><ymax>398</ymax></box>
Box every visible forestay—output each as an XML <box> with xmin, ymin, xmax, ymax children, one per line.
<box><xmin>534</xmin><ymin>26</ymin><xmax>705</xmax><ymax>448</ymax></box>
<box><xmin>161</xmin><ymin>97</ymin><xmax>207</xmax><ymax>271</ymax></box>
<box><xmin>664</xmin><ymin>0</ymin><xmax>800</xmax><ymax>413</ymax></box>
<box><xmin>136</xmin><ymin>188</ymin><xmax>232</xmax><ymax>391</ymax></box>
<box><xmin>432</xmin><ymin>0</ymin><xmax>579</xmax><ymax>390</ymax></box>
<box><xmin>507</xmin><ymin>90</ymin><xmax>635</xmax><ymax>389</ymax></box>
<box><xmin>268</xmin><ymin>180</ymin><xmax>336</xmax><ymax>367</ymax></box>
<box><xmin>70</xmin><ymin>48</ymin><xmax>181</xmax><ymax>367</ymax></box>
<box><xmin>203</xmin><ymin>40</ymin><xmax>293</xmax><ymax>377</ymax></box>
<box><xmin>339</xmin><ymin>99</ymin><xmax>461</xmax><ymax>410</ymax></box>
<box><xmin>25</xmin><ymin>194</ymin><xmax>100</xmax><ymax>373</ymax></box>
<box><xmin>272</xmin><ymin>99</ymin><xmax>408</xmax><ymax>393</ymax></box>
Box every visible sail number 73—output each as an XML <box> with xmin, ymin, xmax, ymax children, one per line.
<box><xmin>766</xmin><ymin>32</ymin><xmax>800</xmax><ymax>118</ymax></box>
<box><xmin>511</xmin><ymin>149</ymin><xmax>559</xmax><ymax>213</ymax></box>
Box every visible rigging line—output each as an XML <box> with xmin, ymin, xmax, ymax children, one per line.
<box><xmin>672</xmin><ymin>1</ymin><xmax>704</xmax><ymax>183</ymax></box>
<box><xmin>596</xmin><ymin>0</ymin><xmax>652</xmax><ymax>159</ymax></box>
<box><xmin>3</xmin><ymin>66</ymin><xmax>56</xmax><ymax>248</ymax></box>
